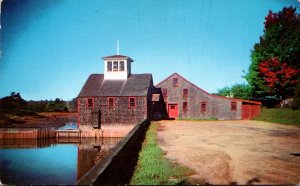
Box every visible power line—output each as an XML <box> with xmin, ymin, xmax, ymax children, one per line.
<box><xmin>136</xmin><ymin>0</ymin><xmax>145</xmax><ymax>64</ymax></box>
<box><xmin>181</xmin><ymin>0</ymin><xmax>191</xmax><ymax>76</ymax></box>
<box><xmin>201</xmin><ymin>0</ymin><xmax>213</xmax><ymax>57</ymax></box>
<box><xmin>195</xmin><ymin>0</ymin><xmax>204</xmax><ymax>82</ymax></box>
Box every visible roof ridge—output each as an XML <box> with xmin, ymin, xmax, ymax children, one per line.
<box><xmin>155</xmin><ymin>72</ymin><xmax>210</xmax><ymax>95</ymax></box>
<box><xmin>156</xmin><ymin>73</ymin><xmax>261</xmax><ymax>104</ymax></box>
<box><xmin>119</xmin><ymin>80</ymin><xmax>127</xmax><ymax>96</ymax></box>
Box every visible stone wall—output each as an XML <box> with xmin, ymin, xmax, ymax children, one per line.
<box><xmin>79</xmin><ymin>124</ymin><xmax>136</xmax><ymax>138</ymax></box>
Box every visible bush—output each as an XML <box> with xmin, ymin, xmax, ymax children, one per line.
<box><xmin>291</xmin><ymin>98</ymin><xmax>300</xmax><ymax>110</ymax></box>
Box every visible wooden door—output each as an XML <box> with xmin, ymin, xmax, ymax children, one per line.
<box><xmin>91</xmin><ymin>109</ymin><xmax>101</xmax><ymax>128</ymax></box>
<box><xmin>168</xmin><ymin>104</ymin><xmax>178</xmax><ymax>118</ymax></box>
<box><xmin>250</xmin><ymin>105</ymin><xmax>260</xmax><ymax>119</ymax></box>
<box><xmin>242</xmin><ymin>105</ymin><xmax>251</xmax><ymax>120</ymax></box>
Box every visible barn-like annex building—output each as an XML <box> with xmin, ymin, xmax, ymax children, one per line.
<box><xmin>77</xmin><ymin>54</ymin><xmax>154</xmax><ymax>137</ymax></box>
<box><xmin>156</xmin><ymin>73</ymin><xmax>261</xmax><ymax>120</ymax></box>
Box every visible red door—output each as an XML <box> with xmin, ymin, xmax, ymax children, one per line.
<box><xmin>168</xmin><ymin>104</ymin><xmax>178</xmax><ymax>118</ymax></box>
<box><xmin>242</xmin><ymin>105</ymin><xmax>251</xmax><ymax>119</ymax></box>
<box><xmin>242</xmin><ymin>104</ymin><xmax>261</xmax><ymax>119</ymax></box>
<box><xmin>251</xmin><ymin>105</ymin><xmax>260</xmax><ymax>119</ymax></box>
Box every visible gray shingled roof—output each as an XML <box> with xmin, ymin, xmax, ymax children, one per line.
<box><xmin>102</xmin><ymin>55</ymin><xmax>134</xmax><ymax>62</ymax></box>
<box><xmin>78</xmin><ymin>74</ymin><xmax>152</xmax><ymax>97</ymax></box>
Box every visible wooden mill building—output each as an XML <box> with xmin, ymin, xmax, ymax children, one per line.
<box><xmin>156</xmin><ymin>73</ymin><xmax>261</xmax><ymax>120</ymax></box>
<box><xmin>77</xmin><ymin>55</ymin><xmax>153</xmax><ymax>137</ymax></box>
<box><xmin>77</xmin><ymin>54</ymin><xmax>261</xmax><ymax>137</ymax></box>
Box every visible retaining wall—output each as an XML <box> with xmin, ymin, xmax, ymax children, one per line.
<box><xmin>77</xmin><ymin>119</ymin><xmax>150</xmax><ymax>185</ymax></box>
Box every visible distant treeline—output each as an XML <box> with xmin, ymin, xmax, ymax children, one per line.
<box><xmin>0</xmin><ymin>92</ymin><xmax>77</xmax><ymax>113</ymax></box>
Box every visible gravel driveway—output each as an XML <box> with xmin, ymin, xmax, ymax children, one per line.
<box><xmin>157</xmin><ymin>120</ymin><xmax>300</xmax><ymax>185</ymax></box>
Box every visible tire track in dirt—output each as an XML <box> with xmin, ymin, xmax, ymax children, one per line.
<box><xmin>157</xmin><ymin>120</ymin><xmax>300</xmax><ymax>185</ymax></box>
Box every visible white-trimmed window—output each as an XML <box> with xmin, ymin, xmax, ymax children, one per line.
<box><xmin>119</xmin><ymin>61</ymin><xmax>125</xmax><ymax>71</ymax></box>
<box><xmin>107</xmin><ymin>61</ymin><xmax>112</xmax><ymax>71</ymax></box>
<box><xmin>113</xmin><ymin>61</ymin><xmax>118</xmax><ymax>71</ymax></box>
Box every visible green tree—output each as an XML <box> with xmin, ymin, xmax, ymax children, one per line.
<box><xmin>27</xmin><ymin>100</ymin><xmax>48</xmax><ymax>112</ymax></box>
<box><xmin>245</xmin><ymin>6</ymin><xmax>300</xmax><ymax>100</ymax></box>
<box><xmin>47</xmin><ymin>98</ymin><xmax>68</xmax><ymax>112</ymax></box>
<box><xmin>0</xmin><ymin>92</ymin><xmax>27</xmax><ymax>112</ymax></box>
<box><xmin>217</xmin><ymin>86</ymin><xmax>231</xmax><ymax>97</ymax></box>
<box><xmin>217</xmin><ymin>83</ymin><xmax>252</xmax><ymax>100</ymax></box>
<box><xmin>291</xmin><ymin>76</ymin><xmax>300</xmax><ymax>110</ymax></box>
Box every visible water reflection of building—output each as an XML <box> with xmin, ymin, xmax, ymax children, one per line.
<box><xmin>0</xmin><ymin>138</ymin><xmax>56</xmax><ymax>148</ymax></box>
<box><xmin>77</xmin><ymin>54</ymin><xmax>154</xmax><ymax>137</ymax></box>
<box><xmin>77</xmin><ymin>138</ymin><xmax>122</xmax><ymax>180</ymax></box>
<box><xmin>0</xmin><ymin>137</ymin><xmax>122</xmax><ymax>185</ymax></box>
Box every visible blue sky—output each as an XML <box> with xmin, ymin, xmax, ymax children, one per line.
<box><xmin>1</xmin><ymin>0</ymin><xmax>299</xmax><ymax>100</ymax></box>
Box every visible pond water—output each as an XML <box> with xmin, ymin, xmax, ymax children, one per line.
<box><xmin>56</xmin><ymin>122</ymin><xmax>78</xmax><ymax>130</ymax></box>
<box><xmin>0</xmin><ymin>137</ymin><xmax>121</xmax><ymax>185</ymax></box>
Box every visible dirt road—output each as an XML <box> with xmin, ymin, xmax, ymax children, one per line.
<box><xmin>157</xmin><ymin>120</ymin><xmax>300</xmax><ymax>185</ymax></box>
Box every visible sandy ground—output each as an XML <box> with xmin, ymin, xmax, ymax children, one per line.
<box><xmin>157</xmin><ymin>120</ymin><xmax>300</xmax><ymax>185</ymax></box>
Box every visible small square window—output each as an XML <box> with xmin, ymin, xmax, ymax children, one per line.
<box><xmin>231</xmin><ymin>101</ymin><xmax>237</xmax><ymax>111</ymax></box>
<box><xmin>173</xmin><ymin>78</ymin><xmax>178</xmax><ymax>87</ymax></box>
<box><xmin>113</xmin><ymin>61</ymin><xmax>118</xmax><ymax>71</ymax></box>
<box><xmin>183</xmin><ymin>102</ymin><xmax>188</xmax><ymax>111</ymax></box>
<box><xmin>87</xmin><ymin>98</ymin><xmax>94</xmax><ymax>108</ymax></box>
<box><xmin>201</xmin><ymin>102</ymin><xmax>206</xmax><ymax>112</ymax></box>
<box><xmin>119</xmin><ymin>61</ymin><xmax>125</xmax><ymax>71</ymax></box>
<box><xmin>129</xmin><ymin>97</ymin><xmax>136</xmax><ymax>109</ymax></box>
<box><xmin>183</xmin><ymin>89</ymin><xmax>188</xmax><ymax>97</ymax></box>
<box><xmin>107</xmin><ymin>61</ymin><xmax>112</xmax><ymax>71</ymax></box>
<box><xmin>108</xmin><ymin>98</ymin><xmax>115</xmax><ymax>108</ymax></box>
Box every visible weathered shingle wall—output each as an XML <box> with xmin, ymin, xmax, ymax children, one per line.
<box><xmin>78</xmin><ymin>97</ymin><xmax>148</xmax><ymax>126</ymax></box>
<box><xmin>156</xmin><ymin>73</ymin><xmax>242</xmax><ymax>120</ymax></box>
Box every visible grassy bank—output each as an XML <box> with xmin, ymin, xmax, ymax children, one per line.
<box><xmin>130</xmin><ymin>122</ymin><xmax>195</xmax><ymax>185</ymax></box>
<box><xmin>255</xmin><ymin>108</ymin><xmax>300</xmax><ymax>126</ymax></box>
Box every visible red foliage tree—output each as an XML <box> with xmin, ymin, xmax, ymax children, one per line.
<box><xmin>264</xmin><ymin>10</ymin><xmax>278</xmax><ymax>28</ymax></box>
<box><xmin>259</xmin><ymin>57</ymin><xmax>299</xmax><ymax>99</ymax></box>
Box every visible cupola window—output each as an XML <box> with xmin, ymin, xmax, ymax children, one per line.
<box><xmin>107</xmin><ymin>61</ymin><xmax>112</xmax><ymax>71</ymax></box>
<box><xmin>113</xmin><ymin>61</ymin><xmax>118</xmax><ymax>71</ymax></box>
<box><xmin>119</xmin><ymin>61</ymin><xmax>125</xmax><ymax>71</ymax></box>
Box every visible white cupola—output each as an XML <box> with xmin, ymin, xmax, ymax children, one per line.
<box><xmin>102</xmin><ymin>55</ymin><xmax>134</xmax><ymax>80</ymax></box>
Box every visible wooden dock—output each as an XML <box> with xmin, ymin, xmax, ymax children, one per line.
<box><xmin>55</xmin><ymin>129</ymin><xmax>82</xmax><ymax>138</ymax></box>
<box><xmin>0</xmin><ymin>128</ymin><xmax>83</xmax><ymax>139</ymax></box>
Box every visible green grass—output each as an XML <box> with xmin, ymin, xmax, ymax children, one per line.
<box><xmin>130</xmin><ymin>122</ymin><xmax>198</xmax><ymax>185</ymax></box>
<box><xmin>255</xmin><ymin>108</ymin><xmax>300</xmax><ymax>126</ymax></box>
